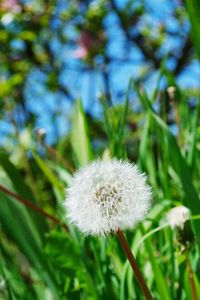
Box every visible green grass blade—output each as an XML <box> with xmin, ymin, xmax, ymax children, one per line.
<box><xmin>71</xmin><ymin>100</ymin><xmax>93</xmax><ymax>167</ymax></box>
<box><xmin>152</xmin><ymin>112</ymin><xmax>200</xmax><ymax>215</ymax></box>
<box><xmin>0</xmin><ymin>153</ymin><xmax>47</xmax><ymax>237</ymax></box>
<box><xmin>136</xmin><ymin>88</ymin><xmax>200</xmax><ymax>208</ymax></box>
<box><xmin>187</xmin><ymin>99</ymin><xmax>200</xmax><ymax>167</ymax></box>
<box><xmin>100</xmin><ymin>92</ymin><xmax>113</xmax><ymax>141</ymax></box>
<box><xmin>116</xmin><ymin>79</ymin><xmax>132</xmax><ymax>158</ymax></box>
<box><xmin>0</xmin><ymin>152</ymin><xmax>35</xmax><ymax>202</ymax></box>
<box><xmin>136</xmin><ymin>89</ymin><xmax>200</xmax><ymax>250</ymax></box>
<box><xmin>185</xmin><ymin>0</ymin><xmax>200</xmax><ymax>59</ymax></box>
<box><xmin>0</xmin><ymin>192</ymin><xmax>60</xmax><ymax>299</ymax></box>
<box><xmin>140</xmin><ymin>225</ymin><xmax>171</xmax><ymax>300</ymax></box>
<box><xmin>33</xmin><ymin>153</ymin><xmax>64</xmax><ymax>194</ymax></box>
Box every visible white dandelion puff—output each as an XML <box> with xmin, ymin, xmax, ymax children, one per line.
<box><xmin>167</xmin><ymin>205</ymin><xmax>190</xmax><ymax>230</ymax></box>
<box><xmin>65</xmin><ymin>159</ymin><xmax>152</xmax><ymax>235</ymax></box>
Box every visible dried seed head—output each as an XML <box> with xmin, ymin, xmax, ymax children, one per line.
<box><xmin>64</xmin><ymin>159</ymin><xmax>152</xmax><ymax>235</ymax></box>
<box><xmin>167</xmin><ymin>206</ymin><xmax>190</xmax><ymax>230</ymax></box>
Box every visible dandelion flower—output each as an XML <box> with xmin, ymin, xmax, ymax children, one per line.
<box><xmin>167</xmin><ymin>205</ymin><xmax>190</xmax><ymax>230</ymax></box>
<box><xmin>65</xmin><ymin>159</ymin><xmax>151</xmax><ymax>235</ymax></box>
<box><xmin>65</xmin><ymin>159</ymin><xmax>153</xmax><ymax>300</ymax></box>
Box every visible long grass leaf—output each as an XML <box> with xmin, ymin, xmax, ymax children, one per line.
<box><xmin>71</xmin><ymin>100</ymin><xmax>93</xmax><ymax>167</ymax></box>
<box><xmin>185</xmin><ymin>0</ymin><xmax>200</xmax><ymax>59</ymax></box>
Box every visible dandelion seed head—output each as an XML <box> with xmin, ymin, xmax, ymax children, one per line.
<box><xmin>65</xmin><ymin>159</ymin><xmax>152</xmax><ymax>235</ymax></box>
<box><xmin>167</xmin><ymin>205</ymin><xmax>190</xmax><ymax>230</ymax></box>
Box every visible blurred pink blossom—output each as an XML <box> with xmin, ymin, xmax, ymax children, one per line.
<box><xmin>74</xmin><ymin>30</ymin><xmax>105</xmax><ymax>59</ymax></box>
<box><xmin>74</xmin><ymin>47</ymin><xmax>88</xmax><ymax>59</ymax></box>
<box><xmin>74</xmin><ymin>31</ymin><xmax>94</xmax><ymax>59</ymax></box>
<box><xmin>0</xmin><ymin>0</ymin><xmax>21</xmax><ymax>12</ymax></box>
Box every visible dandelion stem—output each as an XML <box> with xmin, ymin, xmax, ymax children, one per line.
<box><xmin>116</xmin><ymin>229</ymin><xmax>153</xmax><ymax>300</ymax></box>
<box><xmin>186</xmin><ymin>254</ymin><xmax>198</xmax><ymax>300</ymax></box>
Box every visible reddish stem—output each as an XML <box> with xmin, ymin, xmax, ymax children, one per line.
<box><xmin>186</xmin><ymin>255</ymin><xmax>198</xmax><ymax>300</ymax></box>
<box><xmin>116</xmin><ymin>229</ymin><xmax>153</xmax><ymax>300</ymax></box>
<box><xmin>0</xmin><ymin>184</ymin><xmax>68</xmax><ymax>230</ymax></box>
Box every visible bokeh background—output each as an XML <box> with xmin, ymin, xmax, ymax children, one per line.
<box><xmin>0</xmin><ymin>0</ymin><xmax>200</xmax><ymax>299</ymax></box>
<box><xmin>0</xmin><ymin>0</ymin><xmax>199</xmax><ymax>145</ymax></box>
